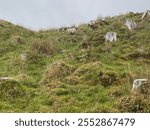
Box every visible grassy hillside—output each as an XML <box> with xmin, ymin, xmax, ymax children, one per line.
<box><xmin>0</xmin><ymin>12</ymin><xmax>150</xmax><ymax>112</ymax></box>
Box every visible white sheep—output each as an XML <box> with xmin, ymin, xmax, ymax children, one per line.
<box><xmin>66</xmin><ymin>28</ymin><xmax>77</xmax><ymax>35</ymax></box>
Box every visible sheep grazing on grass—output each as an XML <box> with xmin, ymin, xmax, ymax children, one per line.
<box><xmin>66</xmin><ymin>28</ymin><xmax>77</xmax><ymax>35</ymax></box>
<box><xmin>104</xmin><ymin>32</ymin><xmax>117</xmax><ymax>42</ymax></box>
<box><xmin>59</xmin><ymin>27</ymin><xmax>77</xmax><ymax>35</ymax></box>
<box><xmin>125</xmin><ymin>19</ymin><xmax>137</xmax><ymax>30</ymax></box>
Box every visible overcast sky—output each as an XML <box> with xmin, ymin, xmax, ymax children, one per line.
<box><xmin>0</xmin><ymin>0</ymin><xmax>149</xmax><ymax>30</ymax></box>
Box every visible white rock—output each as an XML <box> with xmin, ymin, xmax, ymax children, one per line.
<box><xmin>66</xmin><ymin>28</ymin><xmax>77</xmax><ymax>35</ymax></box>
<box><xmin>125</xmin><ymin>19</ymin><xmax>137</xmax><ymax>30</ymax></box>
<box><xmin>0</xmin><ymin>77</ymin><xmax>13</xmax><ymax>81</ymax></box>
<box><xmin>142</xmin><ymin>10</ymin><xmax>150</xmax><ymax>20</ymax></box>
<box><xmin>132</xmin><ymin>79</ymin><xmax>148</xmax><ymax>92</ymax></box>
<box><xmin>104</xmin><ymin>32</ymin><xmax>117</xmax><ymax>42</ymax></box>
<box><xmin>20</xmin><ymin>53</ymin><xmax>27</xmax><ymax>61</ymax></box>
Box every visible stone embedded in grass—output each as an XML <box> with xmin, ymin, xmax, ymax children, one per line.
<box><xmin>142</xmin><ymin>10</ymin><xmax>150</xmax><ymax>20</ymax></box>
<box><xmin>20</xmin><ymin>53</ymin><xmax>27</xmax><ymax>61</ymax></box>
<box><xmin>0</xmin><ymin>77</ymin><xmax>13</xmax><ymax>81</ymax></box>
<box><xmin>104</xmin><ymin>32</ymin><xmax>117</xmax><ymax>42</ymax></box>
<box><xmin>132</xmin><ymin>79</ymin><xmax>149</xmax><ymax>94</ymax></box>
<box><xmin>125</xmin><ymin>19</ymin><xmax>137</xmax><ymax>30</ymax></box>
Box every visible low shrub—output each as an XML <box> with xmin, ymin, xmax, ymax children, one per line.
<box><xmin>40</xmin><ymin>60</ymin><xmax>75</xmax><ymax>87</ymax></box>
<box><xmin>118</xmin><ymin>95</ymin><xmax>150</xmax><ymax>112</ymax></box>
<box><xmin>30</xmin><ymin>38</ymin><xmax>59</xmax><ymax>56</ymax></box>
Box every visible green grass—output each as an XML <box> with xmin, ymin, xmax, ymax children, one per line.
<box><xmin>0</xmin><ymin>12</ymin><xmax>150</xmax><ymax>112</ymax></box>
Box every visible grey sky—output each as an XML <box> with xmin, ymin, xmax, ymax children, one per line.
<box><xmin>0</xmin><ymin>0</ymin><xmax>149</xmax><ymax>30</ymax></box>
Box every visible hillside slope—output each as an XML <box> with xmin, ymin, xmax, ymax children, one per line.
<box><xmin>0</xmin><ymin>12</ymin><xmax>150</xmax><ymax>112</ymax></box>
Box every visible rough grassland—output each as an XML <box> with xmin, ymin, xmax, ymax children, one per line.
<box><xmin>0</xmin><ymin>12</ymin><xmax>150</xmax><ymax>112</ymax></box>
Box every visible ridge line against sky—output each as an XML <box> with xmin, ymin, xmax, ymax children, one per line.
<box><xmin>0</xmin><ymin>0</ymin><xmax>149</xmax><ymax>30</ymax></box>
